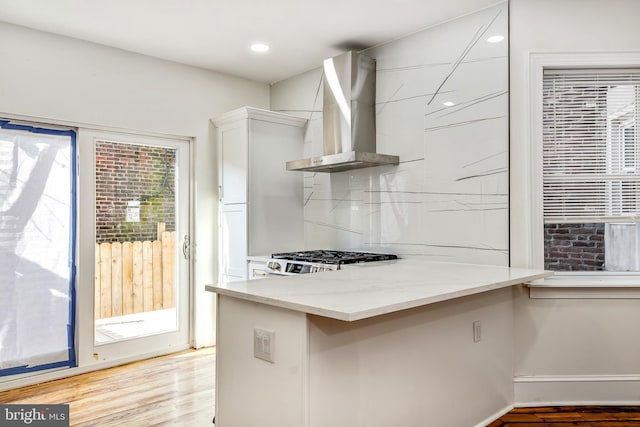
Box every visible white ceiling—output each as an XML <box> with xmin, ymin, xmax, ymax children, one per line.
<box><xmin>0</xmin><ymin>0</ymin><xmax>500</xmax><ymax>84</ymax></box>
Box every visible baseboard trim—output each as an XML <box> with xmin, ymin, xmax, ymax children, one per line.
<box><xmin>514</xmin><ymin>374</ymin><xmax>640</xmax><ymax>406</ymax></box>
<box><xmin>473</xmin><ymin>405</ymin><xmax>514</xmax><ymax>427</ymax></box>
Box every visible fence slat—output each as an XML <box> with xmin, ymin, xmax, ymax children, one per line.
<box><xmin>132</xmin><ymin>241</ymin><xmax>144</xmax><ymax>314</ymax></box>
<box><xmin>122</xmin><ymin>242</ymin><xmax>134</xmax><ymax>316</ymax></box>
<box><xmin>99</xmin><ymin>242</ymin><xmax>112</xmax><ymax>319</ymax></box>
<box><xmin>142</xmin><ymin>241</ymin><xmax>153</xmax><ymax>312</ymax></box>
<box><xmin>157</xmin><ymin>222</ymin><xmax>166</xmax><ymax>242</ymax></box>
<box><xmin>152</xmin><ymin>240</ymin><xmax>163</xmax><ymax>310</ymax></box>
<box><xmin>161</xmin><ymin>231</ymin><xmax>175</xmax><ymax>309</ymax></box>
<box><xmin>95</xmin><ymin>243</ymin><xmax>101</xmax><ymax>320</ymax></box>
<box><xmin>96</xmin><ymin>228</ymin><xmax>177</xmax><ymax>319</ymax></box>
<box><xmin>111</xmin><ymin>242</ymin><xmax>123</xmax><ymax>317</ymax></box>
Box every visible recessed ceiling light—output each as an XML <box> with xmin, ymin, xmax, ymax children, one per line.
<box><xmin>250</xmin><ymin>43</ymin><xmax>270</xmax><ymax>52</ymax></box>
<box><xmin>443</xmin><ymin>101</ymin><xmax>455</xmax><ymax>107</ymax></box>
<box><xmin>487</xmin><ymin>35</ymin><xmax>504</xmax><ymax>43</ymax></box>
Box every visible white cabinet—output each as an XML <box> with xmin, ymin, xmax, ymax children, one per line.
<box><xmin>219</xmin><ymin>204</ymin><xmax>247</xmax><ymax>279</ymax></box>
<box><xmin>213</xmin><ymin>107</ymin><xmax>306</xmax><ymax>283</ymax></box>
<box><xmin>218</xmin><ymin>122</ymin><xmax>248</xmax><ymax>204</ymax></box>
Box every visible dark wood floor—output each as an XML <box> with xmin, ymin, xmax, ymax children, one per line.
<box><xmin>0</xmin><ymin>347</ymin><xmax>216</xmax><ymax>426</ymax></box>
<box><xmin>488</xmin><ymin>406</ymin><xmax>640</xmax><ymax>426</ymax></box>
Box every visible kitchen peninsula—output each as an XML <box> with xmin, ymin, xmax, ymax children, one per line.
<box><xmin>206</xmin><ymin>259</ymin><xmax>550</xmax><ymax>427</ymax></box>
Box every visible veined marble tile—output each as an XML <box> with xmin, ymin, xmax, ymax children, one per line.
<box><xmin>376</xmin><ymin>98</ymin><xmax>427</xmax><ymax>161</ymax></box>
<box><xmin>271</xmin><ymin>2</ymin><xmax>509</xmax><ymax>265</ymax></box>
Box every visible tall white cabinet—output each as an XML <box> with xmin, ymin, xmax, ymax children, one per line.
<box><xmin>212</xmin><ymin>107</ymin><xmax>307</xmax><ymax>283</ymax></box>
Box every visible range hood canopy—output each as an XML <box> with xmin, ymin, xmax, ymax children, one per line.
<box><xmin>286</xmin><ymin>51</ymin><xmax>399</xmax><ymax>173</ymax></box>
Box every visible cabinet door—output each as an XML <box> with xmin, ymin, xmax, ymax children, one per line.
<box><xmin>219</xmin><ymin>123</ymin><xmax>248</xmax><ymax>205</ymax></box>
<box><xmin>219</xmin><ymin>204</ymin><xmax>247</xmax><ymax>282</ymax></box>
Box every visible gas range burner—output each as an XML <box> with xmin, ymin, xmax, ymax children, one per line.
<box><xmin>271</xmin><ymin>250</ymin><xmax>398</xmax><ymax>265</ymax></box>
<box><xmin>266</xmin><ymin>250</ymin><xmax>397</xmax><ymax>276</ymax></box>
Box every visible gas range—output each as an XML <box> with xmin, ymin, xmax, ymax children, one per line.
<box><xmin>265</xmin><ymin>250</ymin><xmax>398</xmax><ymax>275</ymax></box>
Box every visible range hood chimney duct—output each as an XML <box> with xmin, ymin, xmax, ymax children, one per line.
<box><xmin>286</xmin><ymin>51</ymin><xmax>399</xmax><ymax>173</ymax></box>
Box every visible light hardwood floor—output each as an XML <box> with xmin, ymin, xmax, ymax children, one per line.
<box><xmin>4</xmin><ymin>351</ymin><xmax>640</xmax><ymax>426</ymax></box>
<box><xmin>0</xmin><ymin>347</ymin><xmax>216</xmax><ymax>426</ymax></box>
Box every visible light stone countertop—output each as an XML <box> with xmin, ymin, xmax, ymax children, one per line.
<box><xmin>206</xmin><ymin>259</ymin><xmax>551</xmax><ymax>321</ymax></box>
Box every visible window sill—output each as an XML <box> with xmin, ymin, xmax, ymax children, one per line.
<box><xmin>527</xmin><ymin>275</ymin><xmax>640</xmax><ymax>299</ymax></box>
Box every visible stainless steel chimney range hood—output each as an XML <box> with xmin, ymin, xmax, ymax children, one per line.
<box><xmin>286</xmin><ymin>51</ymin><xmax>399</xmax><ymax>173</ymax></box>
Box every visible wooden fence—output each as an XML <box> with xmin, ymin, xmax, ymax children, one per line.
<box><xmin>95</xmin><ymin>230</ymin><xmax>176</xmax><ymax>319</ymax></box>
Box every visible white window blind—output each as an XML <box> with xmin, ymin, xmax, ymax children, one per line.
<box><xmin>543</xmin><ymin>69</ymin><xmax>640</xmax><ymax>223</ymax></box>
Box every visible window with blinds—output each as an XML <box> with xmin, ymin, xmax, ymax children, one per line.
<box><xmin>543</xmin><ymin>69</ymin><xmax>640</xmax><ymax>223</ymax></box>
<box><xmin>542</xmin><ymin>69</ymin><xmax>640</xmax><ymax>272</ymax></box>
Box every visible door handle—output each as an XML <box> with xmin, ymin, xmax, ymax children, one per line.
<box><xmin>252</xmin><ymin>269</ymin><xmax>268</xmax><ymax>278</ymax></box>
<box><xmin>182</xmin><ymin>235</ymin><xmax>190</xmax><ymax>260</ymax></box>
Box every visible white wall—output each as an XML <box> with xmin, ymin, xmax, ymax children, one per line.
<box><xmin>510</xmin><ymin>0</ymin><xmax>640</xmax><ymax>269</ymax></box>
<box><xmin>216</xmin><ymin>289</ymin><xmax>516</xmax><ymax>427</ymax></box>
<box><xmin>308</xmin><ymin>288</ymin><xmax>515</xmax><ymax>427</ymax></box>
<box><xmin>0</xmin><ymin>22</ymin><xmax>269</xmax><ymax>352</ymax></box>
<box><xmin>215</xmin><ymin>296</ymin><xmax>308</xmax><ymax>426</ymax></box>
<box><xmin>271</xmin><ymin>2</ymin><xmax>510</xmax><ymax>266</ymax></box>
<box><xmin>509</xmin><ymin>0</ymin><xmax>640</xmax><ymax>404</ymax></box>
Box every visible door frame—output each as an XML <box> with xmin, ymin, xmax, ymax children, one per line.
<box><xmin>76</xmin><ymin>128</ymin><xmax>193</xmax><ymax>367</ymax></box>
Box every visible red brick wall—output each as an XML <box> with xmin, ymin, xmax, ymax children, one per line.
<box><xmin>95</xmin><ymin>141</ymin><xmax>175</xmax><ymax>243</ymax></box>
<box><xmin>544</xmin><ymin>223</ymin><xmax>605</xmax><ymax>271</ymax></box>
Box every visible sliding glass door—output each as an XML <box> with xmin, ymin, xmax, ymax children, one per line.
<box><xmin>0</xmin><ymin>120</ymin><xmax>76</xmax><ymax>378</ymax></box>
<box><xmin>0</xmin><ymin>122</ymin><xmax>191</xmax><ymax>379</ymax></box>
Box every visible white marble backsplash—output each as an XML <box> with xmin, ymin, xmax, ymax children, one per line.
<box><xmin>270</xmin><ymin>2</ymin><xmax>509</xmax><ymax>266</ymax></box>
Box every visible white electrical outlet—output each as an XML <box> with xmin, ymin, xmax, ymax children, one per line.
<box><xmin>473</xmin><ymin>320</ymin><xmax>481</xmax><ymax>343</ymax></box>
<box><xmin>254</xmin><ymin>327</ymin><xmax>275</xmax><ymax>363</ymax></box>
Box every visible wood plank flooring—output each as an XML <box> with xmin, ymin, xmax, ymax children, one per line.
<box><xmin>0</xmin><ymin>347</ymin><xmax>216</xmax><ymax>426</ymax></box>
<box><xmin>3</xmin><ymin>351</ymin><xmax>640</xmax><ymax>426</ymax></box>
<box><xmin>488</xmin><ymin>406</ymin><xmax>640</xmax><ymax>426</ymax></box>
